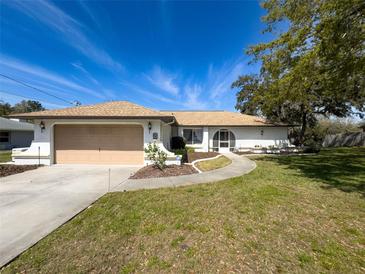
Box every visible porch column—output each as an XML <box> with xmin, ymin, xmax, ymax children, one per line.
<box><xmin>202</xmin><ymin>127</ymin><xmax>209</xmax><ymax>152</ymax></box>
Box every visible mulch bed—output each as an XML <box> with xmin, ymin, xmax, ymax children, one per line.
<box><xmin>130</xmin><ymin>164</ymin><xmax>198</xmax><ymax>179</ymax></box>
<box><xmin>0</xmin><ymin>164</ymin><xmax>40</xmax><ymax>177</ymax></box>
<box><xmin>187</xmin><ymin>152</ymin><xmax>219</xmax><ymax>163</ymax></box>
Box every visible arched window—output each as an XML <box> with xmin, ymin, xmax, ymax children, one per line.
<box><xmin>212</xmin><ymin>129</ymin><xmax>236</xmax><ymax>152</ymax></box>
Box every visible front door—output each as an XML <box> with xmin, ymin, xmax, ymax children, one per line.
<box><xmin>212</xmin><ymin>129</ymin><xmax>236</xmax><ymax>152</ymax></box>
<box><xmin>219</xmin><ymin>130</ymin><xmax>230</xmax><ymax>153</ymax></box>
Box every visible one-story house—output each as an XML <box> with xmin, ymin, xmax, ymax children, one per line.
<box><xmin>0</xmin><ymin>117</ymin><xmax>34</xmax><ymax>150</ymax></box>
<box><xmin>8</xmin><ymin>101</ymin><xmax>291</xmax><ymax>165</ymax></box>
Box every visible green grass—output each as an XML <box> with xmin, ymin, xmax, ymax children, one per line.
<box><xmin>195</xmin><ymin>155</ymin><xmax>232</xmax><ymax>171</ymax></box>
<box><xmin>0</xmin><ymin>151</ymin><xmax>11</xmax><ymax>163</ymax></box>
<box><xmin>2</xmin><ymin>147</ymin><xmax>364</xmax><ymax>273</ymax></box>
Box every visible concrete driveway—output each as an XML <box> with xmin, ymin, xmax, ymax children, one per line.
<box><xmin>0</xmin><ymin>165</ymin><xmax>139</xmax><ymax>267</ymax></box>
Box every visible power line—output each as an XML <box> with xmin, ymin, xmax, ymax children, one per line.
<box><xmin>0</xmin><ymin>73</ymin><xmax>77</xmax><ymax>105</ymax></box>
<box><xmin>0</xmin><ymin>89</ymin><xmax>67</xmax><ymax>107</ymax></box>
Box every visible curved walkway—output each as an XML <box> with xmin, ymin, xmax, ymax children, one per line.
<box><xmin>113</xmin><ymin>153</ymin><xmax>256</xmax><ymax>192</ymax></box>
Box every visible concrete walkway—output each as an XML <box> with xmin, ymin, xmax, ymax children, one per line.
<box><xmin>114</xmin><ymin>153</ymin><xmax>256</xmax><ymax>192</ymax></box>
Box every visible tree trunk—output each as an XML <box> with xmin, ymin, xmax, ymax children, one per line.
<box><xmin>299</xmin><ymin>111</ymin><xmax>307</xmax><ymax>145</ymax></box>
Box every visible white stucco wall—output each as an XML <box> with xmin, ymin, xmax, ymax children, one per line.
<box><xmin>13</xmin><ymin>119</ymin><xmax>174</xmax><ymax>165</ymax></box>
<box><xmin>208</xmin><ymin>126</ymin><xmax>289</xmax><ymax>150</ymax></box>
<box><xmin>12</xmin><ymin>119</ymin><xmax>289</xmax><ymax>164</ymax></box>
<box><xmin>173</xmin><ymin>126</ymin><xmax>289</xmax><ymax>152</ymax></box>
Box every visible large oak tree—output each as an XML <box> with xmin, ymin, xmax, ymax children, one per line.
<box><xmin>233</xmin><ymin>0</ymin><xmax>365</xmax><ymax>144</ymax></box>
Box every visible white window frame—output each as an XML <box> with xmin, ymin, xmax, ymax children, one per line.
<box><xmin>182</xmin><ymin>128</ymin><xmax>203</xmax><ymax>145</ymax></box>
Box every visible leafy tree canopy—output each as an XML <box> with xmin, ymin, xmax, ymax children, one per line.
<box><xmin>12</xmin><ymin>100</ymin><xmax>45</xmax><ymax>114</ymax></box>
<box><xmin>0</xmin><ymin>100</ymin><xmax>46</xmax><ymax>116</ymax></box>
<box><xmin>233</xmin><ymin>0</ymin><xmax>365</xmax><ymax>144</ymax></box>
<box><xmin>0</xmin><ymin>102</ymin><xmax>12</xmax><ymax>116</ymax></box>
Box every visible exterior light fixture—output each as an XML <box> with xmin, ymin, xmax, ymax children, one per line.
<box><xmin>39</xmin><ymin>121</ymin><xmax>46</xmax><ymax>132</ymax></box>
<box><xmin>148</xmin><ymin>122</ymin><xmax>152</xmax><ymax>133</ymax></box>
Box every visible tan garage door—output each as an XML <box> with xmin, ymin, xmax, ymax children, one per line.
<box><xmin>54</xmin><ymin>124</ymin><xmax>144</xmax><ymax>165</ymax></box>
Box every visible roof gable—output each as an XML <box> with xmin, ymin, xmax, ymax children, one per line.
<box><xmin>8</xmin><ymin>101</ymin><xmax>173</xmax><ymax>120</ymax></box>
<box><xmin>7</xmin><ymin>101</ymin><xmax>289</xmax><ymax>127</ymax></box>
<box><xmin>162</xmin><ymin>111</ymin><xmax>285</xmax><ymax>127</ymax></box>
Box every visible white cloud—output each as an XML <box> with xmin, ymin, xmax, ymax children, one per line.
<box><xmin>145</xmin><ymin>66</ymin><xmax>179</xmax><ymax>96</ymax></box>
<box><xmin>77</xmin><ymin>0</ymin><xmax>102</xmax><ymax>30</ymax></box>
<box><xmin>4</xmin><ymin>0</ymin><xmax>122</xmax><ymax>71</ymax></box>
<box><xmin>71</xmin><ymin>61</ymin><xmax>100</xmax><ymax>85</ymax></box>
<box><xmin>102</xmin><ymin>88</ymin><xmax>117</xmax><ymax>100</ymax></box>
<box><xmin>0</xmin><ymin>91</ymin><xmax>68</xmax><ymax>109</ymax></box>
<box><xmin>178</xmin><ymin>59</ymin><xmax>245</xmax><ymax>110</ymax></box>
<box><xmin>121</xmin><ymin>80</ymin><xmax>178</xmax><ymax>104</ymax></box>
<box><xmin>183</xmin><ymin>84</ymin><xmax>207</xmax><ymax>109</ymax></box>
<box><xmin>129</xmin><ymin>59</ymin><xmax>245</xmax><ymax>110</ymax></box>
<box><xmin>208</xmin><ymin>59</ymin><xmax>245</xmax><ymax>100</ymax></box>
<box><xmin>0</xmin><ymin>54</ymin><xmax>105</xmax><ymax>99</ymax></box>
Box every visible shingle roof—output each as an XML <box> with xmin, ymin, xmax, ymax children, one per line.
<box><xmin>0</xmin><ymin>117</ymin><xmax>34</xmax><ymax>131</ymax></box>
<box><xmin>7</xmin><ymin>101</ymin><xmax>288</xmax><ymax>127</ymax></box>
<box><xmin>8</xmin><ymin>101</ymin><xmax>173</xmax><ymax>120</ymax></box>
<box><xmin>162</xmin><ymin>110</ymin><xmax>285</xmax><ymax>127</ymax></box>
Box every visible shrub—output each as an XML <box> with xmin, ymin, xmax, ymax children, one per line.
<box><xmin>171</xmin><ymin>148</ymin><xmax>188</xmax><ymax>163</ymax></box>
<box><xmin>172</xmin><ymin>148</ymin><xmax>186</xmax><ymax>156</ymax></box>
<box><xmin>303</xmin><ymin>139</ymin><xmax>321</xmax><ymax>153</ymax></box>
<box><xmin>186</xmin><ymin>146</ymin><xmax>195</xmax><ymax>153</ymax></box>
<box><xmin>171</xmin><ymin>136</ymin><xmax>186</xmax><ymax>149</ymax></box>
<box><xmin>144</xmin><ymin>142</ymin><xmax>167</xmax><ymax>170</ymax></box>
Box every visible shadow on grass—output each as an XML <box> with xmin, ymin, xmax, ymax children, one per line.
<box><xmin>260</xmin><ymin>147</ymin><xmax>365</xmax><ymax>197</ymax></box>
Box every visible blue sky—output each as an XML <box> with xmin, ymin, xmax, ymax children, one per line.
<box><xmin>0</xmin><ymin>0</ymin><xmax>268</xmax><ymax>111</ymax></box>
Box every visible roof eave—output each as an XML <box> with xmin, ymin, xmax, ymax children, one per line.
<box><xmin>1</xmin><ymin>128</ymin><xmax>34</xmax><ymax>131</ymax></box>
<box><xmin>6</xmin><ymin>115</ymin><xmax>174</xmax><ymax>123</ymax></box>
<box><xmin>175</xmin><ymin>124</ymin><xmax>294</xmax><ymax>127</ymax></box>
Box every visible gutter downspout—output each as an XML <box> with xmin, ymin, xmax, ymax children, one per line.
<box><xmin>165</xmin><ymin>115</ymin><xmax>175</xmax><ymax>126</ymax></box>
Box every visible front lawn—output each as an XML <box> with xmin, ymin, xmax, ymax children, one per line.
<box><xmin>195</xmin><ymin>155</ymin><xmax>232</xmax><ymax>171</ymax></box>
<box><xmin>3</xmin><ymin>148</ymin><xmax>364</xmax><ymax>273</ymax></box>
<box><xmin>187</xmin><ymin>152</ymin><xmax>219</xmax><ymax>163</ymax></box>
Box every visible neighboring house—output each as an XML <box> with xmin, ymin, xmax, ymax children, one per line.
<box><xmin>0</xmin><ymin>117</ymin><xmax>34</xmax><ymax>150</ymax></box>
<box><xmin>8</xmin><ymin>101</ymin><xmax>291</xmax><ymax>165</ymax></box>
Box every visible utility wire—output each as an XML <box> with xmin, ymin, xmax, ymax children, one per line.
<box><xmin>0</xmin><ymin>89</ymin><xmax>66</xmax><ymax>107</ymax></box>
<box><xmin>0</xmin><ymin>73</ymin><xmax>76</xmax><ymax>105</ymax></box>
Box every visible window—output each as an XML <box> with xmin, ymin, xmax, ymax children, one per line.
<box><xmin>0</xmin><ymin>131</ymin><xmax>10</xmax><ymax>143</ymax></box>
<box><xmin>183</xmin><ymin>128</ymin><xmax>203</xmax><ymax>144</ymax></box>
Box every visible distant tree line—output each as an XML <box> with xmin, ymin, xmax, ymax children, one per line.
<box><xmin>0</xmin><ymin>100</ymin><xmax>45</xmax><ymax>116</ymax></box>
